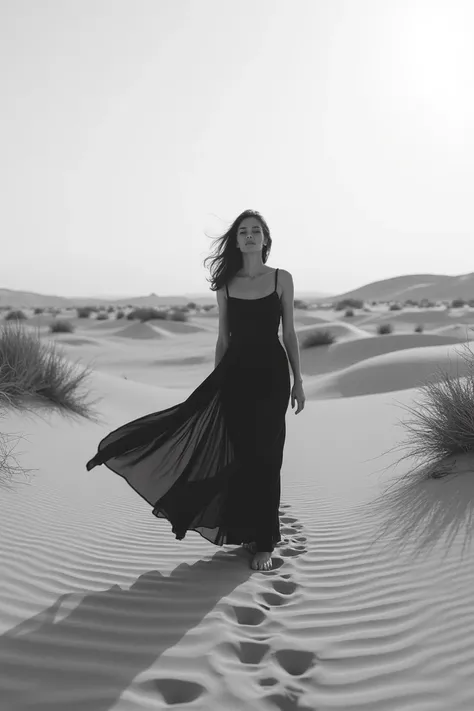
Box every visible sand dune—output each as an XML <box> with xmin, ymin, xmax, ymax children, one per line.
<box><xmin>356</xmin><ymin>307</ymin><xmax>474</xmax><ymax>328</ymax></box>
<box><xmin>52</xmin><ymin>328</ymin><xmax>216</xmax><ymax>389</ymax></box>
<box><xmin>50</xmin><ymin>336</ymin><xmax>101</xmax><ymax>347</ymax></box>
<box><xmin>81</xmin><ymin>318</ymin><xmax>128</xmax><ymax>329</ymax></box>
<box><xmin>293</xmin><ymin>312</ymin><xmax>334</xmax><ymax>326</ymax></box>
<box><xmin>153</xmin><ymin>355</ymin><xmax>209</xmax><ymax>367</ymax></box>
<box><xmin>2</xmin><ymin>318</ymin><xmax>474</xmax><ymax>709</ymax></box>
<box><xmin>1</xmin><ymin>366</ymin><xmax>474</xmax><ymax>709</ymax></box>
<box><xmin>306</xmin><ymin>341</ymin><xmax>474</xmax><ymax>399</ymax></box>
<box><xmin>113</xmin><ymin>322</ymin><xmax>167</xmax><ymax>340</ymax></box>
<box><xmin>432</xmin><ymin>323</ymin><xmax>474</xmax><ymax>338</ymax></box>
<box><xmin>297</xmin><ymin>320</ymin><xmax>370</xmax><ymax>343</ymax></box>
<box><xmin>149</xmin><ymin>319</ymin><xmax>205</xmax><ymax>334</ymax></box>
<box><xmin>300</xmin><ymin>331</ymin><xmax>470</xmax><ymax>377</ymax></box>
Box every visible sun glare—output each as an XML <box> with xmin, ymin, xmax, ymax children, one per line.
<box><xmin>393</xmin><ymin>3</ymin><xmax>474</xmax><ymax>131</ymax></box>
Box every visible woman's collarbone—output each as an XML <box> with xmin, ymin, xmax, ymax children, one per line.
<box><xmin>230</xmin><ymin>268</ymin><xmax>277</xmax><ymax>298</ymax></box>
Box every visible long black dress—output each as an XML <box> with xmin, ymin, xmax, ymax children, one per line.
<box><xmin>86</xmin><ymin>267</ymin><xmax>291</xmax><ymax>553</ymax></box>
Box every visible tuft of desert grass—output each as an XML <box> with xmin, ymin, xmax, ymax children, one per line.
<box><xmin>0</xmin><ymin>320</ymin><xmax>101</xmax><ymax>421</ymax></box>
<box><xmin>301</xmin><ymin>330</ymin><xmax>336</xmax><ymax>348</ymax></box>
<box><xmin>50</xmin><ymin>319</ymin><xmax>74</xmax><ymax>333</ymax></box>
<box><xmin>377</xmin><ymin>323</ymin><xmax>393</xmax><ymax>335</ymax></box>
<box><xmin>381</xmin><ymin>340</ymin><xmax>474</xmax><ymax>481</ymax></box>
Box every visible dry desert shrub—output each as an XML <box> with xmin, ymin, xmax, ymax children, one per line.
<box><xmin>5</xmin><ymin>310</ymin><xmax>27</xmax><ymax>321</ymax></box>
<box><xmin>0</xmin><ymin>412</ymin><xmax>36</xmax><ymax>490</ymax></box>
<box><xmin>301</xmin><ymin>330</ymin><xmax>336</xmax><ymax>348</ymax></box>
<box><xmin>0</xmin><ymin>320</ymin><xmax>99</xmax><ymax>419</ymax></box>
<box><xmin>387</xmin><ymin>340</ymin><xmax>474</xmax><ymax>479</ymax></box>
<box><xmin>127</xmin><ymin>308</ymin><xmax>167</xmax><ymax>322</ymax></box>
<box><xmin>168</xmin><ymin>310</ymin><xmax>187</xmax><ymax>322</ymax></box>
<box><xmin>127</xmin><ymin>307</ymin><xmax>189</xmax><ymax>323</ymax></box>
<box><xmin>334</xmin><ymin>298</ymin><xmax>363</xmax><ymax>311</ymax></box>
<box><xmin>76</xmin><ymin>307</ymin><xmax>94</xmax><ymax>318</ymax></box>
<box><xmin>50</xmin><ymin>319</ymin><xmax>74</xmax><ymax>333</ymax></box>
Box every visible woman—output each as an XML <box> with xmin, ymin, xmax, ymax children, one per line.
<box><xmin>86</xmin><ymin>209</ymin><xmax>305</xmax><ymax>572</ymax></box>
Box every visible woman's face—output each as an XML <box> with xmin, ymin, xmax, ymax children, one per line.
<box><xmin>236</xmin><ymin>217</ymin><xmax>266</xmax><ymax>253</ymax></box>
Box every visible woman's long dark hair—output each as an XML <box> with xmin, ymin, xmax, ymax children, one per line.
<box><xmin>203</xmin><ymin>209</ymin><xmax>272</xmax><ymax>292</ymax></box>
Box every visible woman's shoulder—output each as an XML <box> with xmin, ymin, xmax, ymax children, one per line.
<box><xmin>276</xmin><ymin>267</ymin><xmax>292</xmax><ymax>281</ymax></box>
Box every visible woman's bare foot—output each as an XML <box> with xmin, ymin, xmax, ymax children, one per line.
<box><xmin>251</xmin><ymin>551</ymin><xmax>272</xmax><ymax>571</ymax></box>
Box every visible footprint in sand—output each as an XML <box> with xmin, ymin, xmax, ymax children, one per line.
<box><xmin>139</xmin><ymin>677</ymin><xmax>206</xmax><ymax>704</ymax></box>
<box><xmin>240</xmin><ymin>507</ymin><xmax>316</xmax><ymax>705</ymax></box>
<box><xmin>235</xmin><ymin>640</ymin><xmax>271</xmax><ymax>665</ymax></box>
<box><xmin>274</xmin><ymin>649</ymin><xmax>319</xmax><ymax>677</ymax></box>
<box><xmin>259</xmin><ymin>578</ymin><xmax>300</xmax><ymax>608</ymax></box>
<box><xmin>228</xmin><ymin>605</ymin><xmax>268</xmax><ymax>626</ymax></box>
<box><xmin>259</xmin><ymin>676</ymin><xmax>279</xmax><ymax>687</ymax></box>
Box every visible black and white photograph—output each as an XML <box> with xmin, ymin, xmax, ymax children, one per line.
<box><xmin>1</xmin><ymin>1</ymin><xmax>474</xmax><ymax>709</ymax></box>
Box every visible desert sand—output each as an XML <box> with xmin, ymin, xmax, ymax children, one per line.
<box><xmin>1</xmin><ymin>304</ymin><xmax>474</xmax><ymax>710</ymax></box>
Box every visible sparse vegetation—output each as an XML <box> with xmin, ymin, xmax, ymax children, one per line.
<box><xmin>301</xmin><ymin>330</ymin><xmax>336</xmax><ymax>348</ymax></box>
<box><xmin>77</xmin><ymin>307</ymin><xmax>94</xmax><ymax>318</ymax></box>
<box><xmin>0</xmin><ymin>321</ymin><xmax>98</xmax><ymax>418</ymax></box>
<box><xmin>96</xmin><ymin>312</ymin><xmax>109</xmax><ymax>320</ymax></box>
<box><xmin>386</xmin><ymin>340</ymin><xmax>474</xmax><ymax>479</ymax></box>
<box><xmin>294</xmin><ymin>299</ymin><xmax>308</xmax><ymax>310</ymax></box>
<box><xmin>344</xmin><ymin>308</ymin><xmax>354</xmax><ymax>318</ymax></box>
<box><xmin>168</xmin><ymin>310</ymin><xmax>188</xmax><ymax>322</ymax></box>
<box><xmin>451</xmin><ymin>298</ymin><xmax>466</xmax><ymax>308</ymax></box>
<box><xmin>127</xmin><ymin>307</ymin><xmax>167</xmax><ymax>322</ymax></box>
<box><xmin>389</xmin><ymin>303</ymin><xmax>402</xmax><ymax>311</ymax></box>
<box><xmin>334</xmin><ymin>298</ymin><xmax>363</xmax><ymax>311</ymax></box>
<box><xmin>5</xmin><ymin>310</ymin><xmax>27</xmax><ymax>321</ymax></box>
<box><xmin>0</xmin><ymin>416</ymin><xmax>36</xmax><ymax>490</ymax></box>
<box><xmin>414</xmin><ymin>324</ymin><xmax>424</xmax><ymax>333</ymax></box>
<box><xmin>377</xmin><ymin>323</ymin><xmax>393</xmax><ymax>335</ymax></box>
<box><xmin>50</xmin><ymin>320</ymin><xmax>74</xmax><ymax>333</ymax></box>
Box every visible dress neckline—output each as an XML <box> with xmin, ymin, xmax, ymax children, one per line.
<box><xmin>227</xmin><ymin>267</ymin><xmax>279</xmax><ymax>301</ymax></box>
<box><xmin>228</xmin><ymin>291</ymin><xmax>279</xmax><ymax>303</ymax></box>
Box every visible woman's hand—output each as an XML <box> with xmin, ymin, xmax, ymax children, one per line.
<box><xmin>291</xmin><ymin>380</ymin><xmax>306</xmax><ymax>415</ymax></box>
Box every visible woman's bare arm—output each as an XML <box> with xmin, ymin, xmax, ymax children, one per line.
<box><xmin>280</xmin><ymin>270</ymin><xmax>303</xmax><ymax>383</ymax></box>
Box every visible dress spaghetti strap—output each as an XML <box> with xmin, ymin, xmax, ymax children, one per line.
<box><xmin>225</xmin><ymin>283</ymin><xmax>229</xmax><ymax>298</ymax></box>
<box><xmin>274</xmin><ymin>268</ymin><xmax>278</xmax><ymax>293</ymax></box>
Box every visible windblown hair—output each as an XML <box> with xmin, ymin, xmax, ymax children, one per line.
<box><xmin>203</xmin><ymin>209</ymin><xmax>272</xmax><ymax>292</ymax></box>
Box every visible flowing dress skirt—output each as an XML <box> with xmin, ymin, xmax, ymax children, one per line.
<box><xmin>86</xmin><ymin>336</ymin><xmax>291</xmax><ymax>552</ymax></box>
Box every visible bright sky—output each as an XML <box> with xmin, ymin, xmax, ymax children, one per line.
<box><xmin>2</xmin><ymin>0</ymin><xmax>474</xmax><ymax>298</ymax></box>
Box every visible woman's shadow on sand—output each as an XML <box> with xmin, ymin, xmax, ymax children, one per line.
<box><xmin>0</xmin><ymin>546</ymin><xmax>263</xmax><ymax>710</ymax></box>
